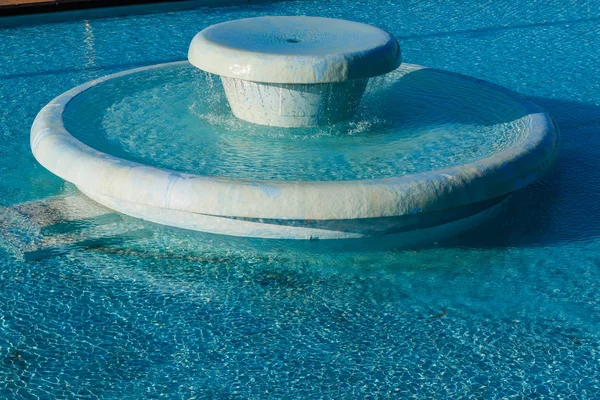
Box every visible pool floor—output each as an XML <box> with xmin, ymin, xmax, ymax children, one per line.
<box><xmin>1</xmin><ymin>0</ymin><xmax>600</xmax><ymax>397</ymax></box>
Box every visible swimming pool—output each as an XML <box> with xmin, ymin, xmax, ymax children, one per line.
<box><xmin>1</xmin><ymin>0</ymin><xmax>600</xmax><ymax>397</ymax></box>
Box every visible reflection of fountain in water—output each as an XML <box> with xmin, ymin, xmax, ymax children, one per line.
<box><xmin>82</xmin><ymin>20</ymin><xmax>96</xmax><ymax>70</ymax></box>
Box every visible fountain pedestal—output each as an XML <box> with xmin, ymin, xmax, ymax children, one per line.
<box><xmin>188</xmin><ymin>16</ymin><xmax>401</xmax><ymax>127</ymax></box>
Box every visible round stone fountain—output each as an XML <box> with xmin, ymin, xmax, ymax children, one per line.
<box><xmin>30</xmin><ymin>16</ymin><xmax>559</xmax><ymax>242</ymax></box>
<box><xmin>188</xmin><ymin>17</ymin><xmax>401</xmax><ymax>127</ymax></box>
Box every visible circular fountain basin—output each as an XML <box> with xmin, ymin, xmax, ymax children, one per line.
<box><xmin>188</xmin><ymin>17</ymin><xmax>401</xmax><ymax>127</ymax></box>
<box><xmin>30</xmin><ymin>61</ymin><xmax>558</xmax><ymax>240</ymax></box>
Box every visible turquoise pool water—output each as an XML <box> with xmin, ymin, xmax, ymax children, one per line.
<box><xmin>63</xmin><ymin>62</ymin><xmax>530</xmax><ymax>181</ymax></box>
<box><xmin>1</xmin><ymin>0</ymin><xmax>600</xmax><ymax>397</ymax></box>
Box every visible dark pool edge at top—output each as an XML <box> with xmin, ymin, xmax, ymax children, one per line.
<box><xmin>0</xmin><ymin>0</ymin><xmax>177</xmax><ymax>17</ymax></box>
<box><xmin>0</xmin><ymin>0</ymin><xmax>283</xmax><ymax>27</ymax></box>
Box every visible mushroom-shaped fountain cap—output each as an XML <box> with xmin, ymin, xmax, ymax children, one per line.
<box><xmin>188</xmin><ymin>16</ymin><xmax>401</xmax><ymax>84</ymax></box>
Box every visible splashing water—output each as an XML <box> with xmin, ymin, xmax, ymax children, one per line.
<box><xmin>63</xmin><ymin>63</ymin><xmax>529</xmax><ymax>181</ymax></box>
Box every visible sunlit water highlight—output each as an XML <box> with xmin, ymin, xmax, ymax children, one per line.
<box><xmin>1</xmin><ymin>0</ymin><xmax>600</xmax><ymax>397</ymax></box>
<box><xmin>63</xmin><ymin>64</ymin><xmax>529</xmax><ymax>181</ymax></box>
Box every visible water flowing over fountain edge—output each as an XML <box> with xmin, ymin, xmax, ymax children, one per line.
<box><xmin>30</xmin><ymin>61</ymin><xmax>558</xmax><ymax>240</ymax></box>
<box><xmin>187</xmin><ymin>16</ymin><xmax>401</xmax><ymax>127</ymax></box>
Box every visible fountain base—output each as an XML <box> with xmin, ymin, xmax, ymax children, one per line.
<box><xmin>77</xmin><ymin>186</ymin><xmax>509</xmax><ymax>241</ymax></box>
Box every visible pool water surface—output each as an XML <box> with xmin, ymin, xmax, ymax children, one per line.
<box><xmin>1</xmin><ymin>0</ymin><xmax>600</xmax><ymax>397</ymax></box>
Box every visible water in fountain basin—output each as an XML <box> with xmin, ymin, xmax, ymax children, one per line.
<box><xmin>62</xmin><ymin>63</ymin><xmax>530</xmax><ymax>181</ymax></box>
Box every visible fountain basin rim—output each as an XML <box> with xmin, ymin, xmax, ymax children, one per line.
<box><xmin>188</xmin><ymin>16</ymin><xmax>401</xmax><ymax>84</ymax></box>
<box><xmin>31</xmin><ymin>61</ymin><xmax>559</xmax><ymax>222</ymax></box>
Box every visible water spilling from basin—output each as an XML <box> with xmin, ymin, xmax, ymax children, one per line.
<box><xmin>63</xmin><ymin>64</ymin><xmax>530</xmax><ymax>181</ymax></box>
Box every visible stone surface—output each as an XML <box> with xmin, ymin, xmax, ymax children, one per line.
<box><xmin>220</xmin><ymin>77</ymin><xmax>368</xmax><ymax>127</ymax></box>
<box><xmin>188</xmin><ymin>16</ymin><xmax>401</xmax><ymax>127</ymax></box>
<box><xmin>188</xmin><ymin>16</ymin><xmax>401</xmax><ymax>84</ymax></box>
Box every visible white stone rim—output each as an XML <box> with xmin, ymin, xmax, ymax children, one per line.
<box><xmin>31</xmin><ymin>61</ymin><xmax>559</xmax><ymax>221</ymax></box>
<box><xmin>188</xmin><ymin>16</ymin><xmax>402</xmax><ymax>84</ymax></box>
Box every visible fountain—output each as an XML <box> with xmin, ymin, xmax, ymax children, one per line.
<box><xmin>30</xmin><ymin>16</ymin><xmax>558</xmax><ymax>241</ymax></box>
<box><xmin>188</xmin><ymin>17</ymin><xmax>401</xmax><ymax>127</ymax></box>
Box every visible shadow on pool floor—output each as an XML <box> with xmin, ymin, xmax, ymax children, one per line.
<box><xmin>453</xmin><ymin>97</ymin><xmax>600</xmax><ymax>248</ymax></box>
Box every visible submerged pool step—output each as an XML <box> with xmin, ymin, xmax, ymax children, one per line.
<box><xmin>23</xmin><ymin>228</ymin><xmax>153</xmax><ymax>261</ymax></box>
<box><xmin>0</xmin><ymin>192</ymin><xmax>153</xmax><ymax>261</ymax></box>
<box><xmin>40</xmin><ymin>212</ymin><xmax>123</xmax><ymax>235</ymax></box>
<box><xmin>12</xmin><ymin>192</ymin><xmax>112</xmax><ymax>226</ymax></box>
